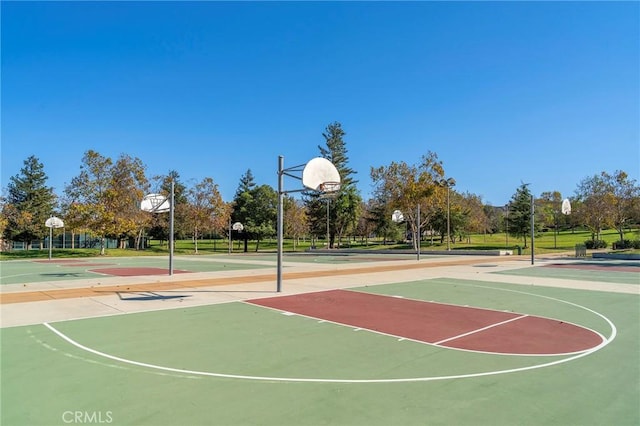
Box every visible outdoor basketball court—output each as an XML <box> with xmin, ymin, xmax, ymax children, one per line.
<box><xmin>1</xmin><ymin>253</ymin><xmax>638</xmax><ymax>425</ymax></box>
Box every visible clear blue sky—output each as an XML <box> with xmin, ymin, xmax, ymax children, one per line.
<box><xmin>2</xmin><ymin>1</ymin><xmax>638</xmax><ymax>206</ymax></box>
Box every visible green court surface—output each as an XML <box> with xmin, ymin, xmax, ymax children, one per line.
<box><xmin>493</xmin><ymin>262</ymin><xmax>640</xmax><ymax>285</ymax></box>
<box><xmin>0</xmin><ymin>257</ymin><xmax>270</xmax><ymax>285</ymax></box>
<box><xmin>1</xmin><ymin>279</ymin><xmax>638</xmax><ymax>426</ymax></box>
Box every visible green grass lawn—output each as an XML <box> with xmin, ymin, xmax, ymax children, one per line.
<box><xmin>2</xmin><ymin>229</ymin><xmax>638</xmax><ymax>261</ymax></box>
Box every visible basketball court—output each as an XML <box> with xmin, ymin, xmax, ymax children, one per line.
<box><xmin>1</xmin><ymin>252</ymin><xmax>638</xmax><ymax>425</ymax></box>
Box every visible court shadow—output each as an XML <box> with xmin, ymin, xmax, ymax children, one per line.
<box><xmin>115</xmin><ymin>291</ymin><xmax>192</xmax><ymax>301</ymax></box>
<box><xmin>41</xmin><ymin>273</ymin><xmax>84</xmax><ymax>277</ymax></box>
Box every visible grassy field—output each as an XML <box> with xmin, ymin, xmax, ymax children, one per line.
<box><xmin>1</xmin><ymin>228</ymin><xmax>638</xmax><ymax>261</ymax></box>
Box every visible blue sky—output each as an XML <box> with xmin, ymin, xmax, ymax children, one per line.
<box><xmin>2</xmin><ymin>1</ymin><xmax>638</xmax><ymax>206</ymax></box>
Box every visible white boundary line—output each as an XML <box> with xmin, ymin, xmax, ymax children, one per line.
<box><xmin>433</xmin><ymin>315</ymin><xmax>528</xmax><ymax>345</ymax></box>
<box><xmin>42</xmin><ymin>286</ymin><xmax>617</xmax><ymax>384</ymax></box>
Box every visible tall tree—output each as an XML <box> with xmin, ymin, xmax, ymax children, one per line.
<box><xmin>232</xmin><ymin>169</ymin><xmax>257</xmax><ymax>252</ymax></box>
<box><xmin>3</xmin><ymin>156</ymin><xmax>57</xmax><ymax>249</ymax></box>
<box><xmin>507</xmin><ymin>183</ymin><xmax>539</xmax><ymax>248</ymax></box>
<box><xmin>306</xmin><ymin>122</ymin><xmax>362</xmax><ymax>248</ymax></box>
<box><xmin>109</xmin><ymin>154</ymin><xmax>149</xmax><ymax>249</ymax></box>
<box><xmin>147</xmin><ymin>171</ymin><xmax>188</xmax><ymax>244</ymax></box>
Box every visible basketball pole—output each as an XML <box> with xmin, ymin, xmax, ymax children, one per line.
<box><xmin>530</xmin><ymin>194</ymin><xmax>534</xmax><ymax>265</ymax></box>
<box><xmin>277</xmin><ymin>156</ymin><xmax>284</xmax><ymax>292</ymax></box>
<box><xmin>169</xmin><ymin>180</ymin><xmax>175</xmax><ymax>275</ymax></box>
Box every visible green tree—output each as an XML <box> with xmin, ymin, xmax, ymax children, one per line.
<box><xmin>232</xmin><ymin>169</ymin><xmax>257</xmax><ymax>252</ymax></box>
<box><xmin>306</xmin><ymin>122</ymin><xmax>362</xmax><ymax>248</ymax></box>
<box><xmin>3</xmin><ymin>156</ymin><xmax>57</xmax><ymax>249</ymax></box>
<box><xmin>507</xmin><ymin>183</ymin><xmax>539</xmax><ymax>248</ymax></box>
<box><xmin>232</xmin><ymin>170</ymin><xmax>277</xmax><ymax>252</ymax></box>
<box><xmin>147</xmin><ymin>171</ymin><xmax>188</xmax><ymax>244</ymax></box>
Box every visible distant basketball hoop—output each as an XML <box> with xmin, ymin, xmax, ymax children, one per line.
<box><xmin>391</xmin><ymin>210</ymin><xmax>404</xmax><ymax>223</ymax></box>
<box><xmin>561</xmin><ymin>198</ymin><xmax>571</xmax><ymax>215</ymax></box>
<box><xmin>140</xmin><ymin>193</ymin><xmax>170</xmax><ymax>213</ymax></box>
<box><xmin>232</xmin><ymin>222</ymin><xmax>244</xmax><ymax>231</ymax></box>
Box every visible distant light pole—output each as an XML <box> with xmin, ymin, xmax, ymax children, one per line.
<box><xmin>505</xmin><ymin>203</ymin><xmax>510</xmax><ymax>249</ymax></box>
<box><xmin>438</xmin><ymin>178</ymin><xmax>456</xmax><ymax>251</ymax></box>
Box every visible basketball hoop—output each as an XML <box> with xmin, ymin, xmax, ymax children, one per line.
<box><xmin>141</xmin><ymin>193</ymin><xmax>170</xmax><ymax>213</ymax></box>
<box><xmin>319</xmin><ymin>181</ymin><xmax>341</xmax><ymax>198</ymax></box>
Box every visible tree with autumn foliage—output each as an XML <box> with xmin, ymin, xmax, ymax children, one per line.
<box><xmin>574</xmin><ymin>170</ymin><xmax>639</xmax><ymax>243</ymax></box>
<box><xmin>370</xmin><ymin>151</ymin><xmax>445</xmax><ymax>250</ymax></box>
<box><xmin>64</xmin><ymin>150</ymin><xmax>148</xmax><ymax>255</ymax></box>
<box><xmin>184</xmin><ymin>177</ymin><xmax>226</xmax><ymax>253</ymax></box>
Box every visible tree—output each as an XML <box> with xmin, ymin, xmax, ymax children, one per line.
<box><xmin>184</xmin><ymin>177</ymin><xmax>225</xmax><ymax>253</ymax></box>
<box><xmin>232</xmin><ymin>169</ymin><xmax>256</xmax><ymax>252</ymax></box>
<box><xmin>109</xmin><ymin>154</ymin><xmax>149</xmax><ymax>249</ymax></box>
<box><xmin>305</xmin><ymin>122</ymin><xmax>362</xmax><ymax>248</ymax></box>
<box><xmin>574</xmin><ymin>172</ymin><xmax>616</xmax><ymax>242</ymax></box>
<box><xmin>232</xmin><ymin>171</ymin><xmax>277</xmax><ymax>252</ymax></box>
<box><xmin>605</xmin><ymin>171</ymin><xmax>638</xmax><ymax>242</ymax></box>
<box><xmin>3</xmin><ymin>156</ymin><xmax>57</xmax><ymax>249</ymax></box>
<box><xmin>370</xmin><ymin>152</ymin><xmax>445</xmax><ymax>250</ymax></box>
<box><xmin>538</xmin><ymin>191</ymin><xmax>566</xmax><ymax>248</ymax></box>
<box><xmin>283</xmin><ymin>196</ymin><xmax>308</xmax><ymax>251</ymax></box>
<box><xmin>506</xmin><ymin>183</ymin><xmax>539</xmax><ymax>248</ymax></box>
<box><xmin>64</xmin><ymin>150</ymin><xmax>147</xmax><ymax>255</ymax></box>
<box><xmin>146</xmin><ymin>171</ymin><xmax>188</xmax><ymax>245</ymax></box>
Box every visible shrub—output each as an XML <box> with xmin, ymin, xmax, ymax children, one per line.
<box><xmin>611</xmin><ymin>240</ymin><xmax>640</xmax><ymax>250</ymax></box>
<box><xmin>584</xmin><ymin>240</ymin><xmax>608</xmax><ymax>249</ymax></box>
<box><xmin>612</xmin><ymin>239</ymin><xmax>640</xmax><ymax>250</ymax></box>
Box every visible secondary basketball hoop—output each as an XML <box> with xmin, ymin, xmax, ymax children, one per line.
<box><xmin>391</xmin><ymin>210</ymin><xmax>404</xmax><ymax>223</ymax></box>
<box><xmin>45</xmin><ymin>216</ymin><xmax>64</xmax><ymax>229</ymax></box>
<box><xmin>140</xmin><ymin>193</ymin><xmax>170</xmax><ymax>213</ymax></box>
<box><xmin>45</xmin><ymin>216</ymin><xmax>64</xmax><ymax>260</ymax></box>
<box><xmin>561</xmin><ymin>199</ymin><xmax>571</xmax><ymax>215</ymax></box>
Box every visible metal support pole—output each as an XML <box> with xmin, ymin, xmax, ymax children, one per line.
<box><xmin>228</xmin><ymin>217</ymin><xmax>232</xmax><ymax>254</ymax></box>
<box><xmin>446</xmin><ymin>186</ymin><xmax>451</xmax><ymax>251</ymax></box>
<box><xmin>48</xmin><ymin>225</ymin><xmax>53</xmax><ymax>260</ymax></box>
<box><xmin>531</xmin><ymin>194</ymin><xmax>535</xmax><ymax>265</ymax></box>
<box><xmin>326</xmin><ymin>199</ymin><xmax>330</xmax><ymax>249</ymax></box>
<box><xmin>417</xmin><ymin>204</ymin><xmax>421</xmax><ymax>261</ymax></box>
<box><xmin>276</xmin><ymin>156</ymin><xmax>284</xmax><ymax>292</ymax></box>
<box><xmin>169</xmin><ymin>180</ymin><xmax>175</xmax><ymax>275</ymax></box>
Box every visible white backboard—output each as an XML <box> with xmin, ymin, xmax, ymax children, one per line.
<box><xmin>45</xmin><ymin>216</ymin><xmax>64</xmax><ymax>228</ymax></box>
<box><xmin>141</xmin><ymin>193</ymin><xmax>170</xmax><ymax>213</ymax></box>
<box><xmin>561</xmin><ymin>198</ymin><xmax>571</xmax><ymax>215</ymax></box>
<box><xmin>302</xmin><ymin>157</ymin><xmax>341</xmax><ymax>192</ymax></box>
